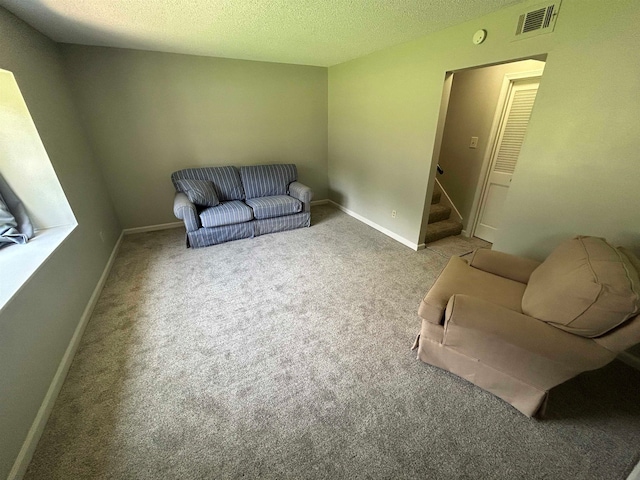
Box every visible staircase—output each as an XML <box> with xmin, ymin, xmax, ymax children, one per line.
<box><xmin>424</xmin><ymin>190</ymin><xmax>463</xmax><ymax>244</ymax></box>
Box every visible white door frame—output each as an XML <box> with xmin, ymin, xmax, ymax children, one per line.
<box><xmin>419</xmin><ymin>72</ymin><xmax>455</xmax><ymax>245</ymax></box>
<box><xmin>467</xmin><ymin>69</ymin><xmax>544</xmax><ymax>239</ymax></box>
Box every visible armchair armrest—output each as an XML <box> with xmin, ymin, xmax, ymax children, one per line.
<box><xmin>469</xmin><ymin>248</ymin><xmax>541</xmax><ymax>284</ymax></box>
<box><xmin>289</xmin><ymin>181</ymin><xmax>313</xmax><ymax>212</ymax></box>
<box><xmin>443</xmin><ymin>294</ymin><xmax>614</xmax><ymax>386</ymax></box>
<box><xmin>173</xmin><ymin>192</ymin><xmax>200</xmax><ymax>232</ymax></box>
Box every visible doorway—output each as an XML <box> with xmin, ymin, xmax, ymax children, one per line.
<box><xmin>473</xmin><ymin>72</ymin><xmax>542</xmax><ymax>242</ymax></box>
<box><xmin>422</xmin><ymin>57</ymin><xmax>546</xmax><ymax>245</ymax></box>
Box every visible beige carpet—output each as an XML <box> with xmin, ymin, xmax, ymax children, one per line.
<box><xmin>426</xmin><ymin>234</ymin><xmax>491</xmax><ymax>258</ymax></box>
<box><xmin>25</xmin><ymin>205</ymin><xmax>640</xmax><ymax>479</ymax></box>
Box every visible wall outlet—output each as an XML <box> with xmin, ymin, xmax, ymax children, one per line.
<box><xmin>391</xmin><ymin>210</ymin><xmax>397</xmax><ymax>218</ymax></box>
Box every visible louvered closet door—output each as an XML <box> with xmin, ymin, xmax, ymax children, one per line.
<box><xmin>475</xmin><ymin>78</ymin><xmax>540</xmax><ymax>243</ymax></box>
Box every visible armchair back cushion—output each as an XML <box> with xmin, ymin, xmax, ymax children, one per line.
<box><xmin>240</xmin><ymin>164</ymin><xmax>297</xmax><ymax>199</ymax></box>
<box><xmin>172</xmin><ymin>166</ymin><xmax>245</xmax><ymax>202</ymax></box>
<box><xmin>522</xmin><ymin>236</ymin><xmax>640</xmax><ymax>337</ymax></box>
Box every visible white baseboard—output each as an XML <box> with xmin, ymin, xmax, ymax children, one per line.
<box><xmin>8</xmin><ymin>231</ymin><xmax>124</xmax><ymax>480</ymax></box>
<box><xmin>328</xmin><ymin>200</ymin><xmax>420</xmax><ymax>251</ymax></box>
<box><xmin>123</xmin><ymin>221</ymin><xmax>183</xmax><ymax>235</ymax></box>
<box><xmin>311</xmin><ymin>199</ymin><xmax>329</xmax><ymax>206</ymax></box>
<box><xmin>618</xmin><ymin>351</ymin><xmax>640</xmax><ymax>371</ymax></box>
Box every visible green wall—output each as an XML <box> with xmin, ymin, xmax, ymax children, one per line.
<box><xmin>61</xmin><ymin>46</ymin><xmax>328</xmax><ymax>229</ymax></box>
<box><xmin>328</xmin><ymin>0</ymin><xmax>640</xmax><ymax>257</ymax></box>
<box><xmin>0</xmin><ymin>8</ymin><xmax>120</xmax><ymax>478</ymax></box>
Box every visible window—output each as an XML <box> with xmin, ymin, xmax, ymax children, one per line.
<box><xmin>0</xmin><ymin>69</ymin><xmax>77</xmax><ymax>309</ymax></box>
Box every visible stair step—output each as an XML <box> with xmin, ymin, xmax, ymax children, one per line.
<box><xmin>428</xmin><ymin>203</ymin><xmax>451</xmax><ymax>224</ymax></box>
<box><xmin>424</xmin><ymin>219</ymin><xmax>463</xmax><ymax>244</ymax></box>
<box><xmin>431</xmin><ymin>191</ymin><xmax>441</xmax><ymax>205</ymax></box>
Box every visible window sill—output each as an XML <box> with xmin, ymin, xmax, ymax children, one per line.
<box><xmin>0</xmin><ymin>224</ymin><xmax>77</xmax><ymax>313</ymax></box>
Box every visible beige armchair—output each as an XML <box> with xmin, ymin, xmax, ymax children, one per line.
<box><xmin>412</xmin><ymin>236</ymin><xmax>640</xmax><ymax>417</ymax></box>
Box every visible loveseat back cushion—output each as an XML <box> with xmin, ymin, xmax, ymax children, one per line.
<box><xmin>172</xmin><ymin>166</ymin><xmax>245</xmax><ymax>202</ymax></box>
<box><xmin>175</xmin><ymin>179</ymin><xmax>219</xmax><ymax>207</ymax></box>
<box><xmin>239</xmin><ymin>164</ymin><xmax>297</xmax><ymax>199</ymax></box>
<box><xmin>522</xmin><ymin>236</ymin><xmax>640</xmax><ymax>337</ymax></box>
<box><xmin>245</xmin><ymin>195</ymin><xmax>302</xmax><ymax>220</ymax></box>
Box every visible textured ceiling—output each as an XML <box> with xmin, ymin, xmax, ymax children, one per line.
<box><xmin>0</xmin><ymin>0</ymin><xmax>524</xmax><ymax>66</ymax></box>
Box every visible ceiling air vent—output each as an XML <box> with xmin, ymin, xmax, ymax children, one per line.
<box><xmin>513</xmin><ymin>1</ymin><xmax>561</xmax><ymax>41</ymax></box>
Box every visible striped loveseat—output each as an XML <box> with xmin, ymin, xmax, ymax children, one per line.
<box><xmin>171</xmin><ymin>164</ymin><xmax>313</xmax><ymax>248</ymax></box>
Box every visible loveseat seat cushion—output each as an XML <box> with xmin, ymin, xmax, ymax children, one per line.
<box><xmin>522</xmin><ymin>236</ymin><xmax>640</xmax><ymax>337</ymax></box>
<box><xmin>245</xmin><ymin>195</ymin><xmax>302</xmax><ymax>220</ymax></box>
<box><xmin>199</xmin><ymin>200</ymin><xmax>253</xmax><ymax>228</ymax></box>
<box><xmin>239</xmin><ymin>164</ymin><xmax>297</xmax><ymax>199</ymax></box>
<box><xmin>172</xmin><ymin>166</ymin><xmax>245</xmax><ymax>202</ymax></box>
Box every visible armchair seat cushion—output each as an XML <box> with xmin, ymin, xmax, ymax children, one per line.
<box><xmin>419</xmin><ymin>256</ymin><xmax>526</xmax><ymax>325</ymax></box>
<box><xmin>245</xmin><ymin>195</ymin><xmax>301</xmax><ymax>220</ymax></box>
<box><xmin>200</xmin><ymin>201</ymin><xmax>253</xmax><ymax>228</ymax></box>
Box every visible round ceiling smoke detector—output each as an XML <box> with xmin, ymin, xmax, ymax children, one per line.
<box><xmin>473</xmin><ymin>29</ymin><xmax>487</xmax><ymax>45</ymax></box>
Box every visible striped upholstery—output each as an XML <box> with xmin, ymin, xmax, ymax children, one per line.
<box><xmin>172</xmin><ymin>166</ymin><xmax>245</xmax><ymax>201</ymax></box>
<box><xmin>254</xmin><ymin>212</ymin><xmax>310</xmax><ymax>236</ymax></box>
<box><xmin>239</xmin><ymin>164</ymin><xmax>297</xmax><ymax>199</ymax></box>
<box><xmin>187</xmin><ymin>213</ymin><xmax>310</xmax><ymax>248</ymax></box>
<box><xmin>172</xmin><ymin>164</ymin><xmax>312</xmax><ymax>248</ymax></box>
<box><xmin>173</xmin><ymin>192</ymin><xmax>200</xmax><ymax>232</ymax></box>
<box><xmin>245</xmin><ymin>195</ymin><xmax>301</xmax><ymax>220</ymax></box>
<box><xmin>188</xmin><ymin>222</ymin><xmax>254</xmax><ymax>248</ymax></box>
<box><xmin>175</xmin><ymin>178</ymin><xmax>219</xmax><ymax>207</ymax></box>
<box><xmin>288</xmin><ymin>181</ymin><xmax>313</xmax><ymax>212</ymax></box>
<box><xmin>199</xmin><ymin>200</ymin><xmax>253</xmax><ymax>228</ymax></box>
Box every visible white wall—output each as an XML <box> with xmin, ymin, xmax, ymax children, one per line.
<box><xmin>0</xmin><ymin>7</ymin><xmax>120</xmax><ymax>478</ymax></box>
<box><xmin>61</xmin><ymin>46</ymin><xmax>329</xmax><ymax>229</ymax></box>
<box><xmin>328</xmin><ymin>0</ymin><xmax>640</xmax><ymax>257</ymax></box>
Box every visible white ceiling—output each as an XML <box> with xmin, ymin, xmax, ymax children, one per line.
<box><xmin>0</xmin><ymin>0</ymin><xmax>525</xmax><ymax>67</ymax></box>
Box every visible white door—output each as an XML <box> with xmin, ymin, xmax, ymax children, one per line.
<box><xmin>474</xmin><ymin>77</ymin><xmax>540</xmax><ymax>243</ymax></box>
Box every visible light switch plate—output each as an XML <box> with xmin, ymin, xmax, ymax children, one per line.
<box><xmin>470</xmin><ymin>137</ymin><xmax>479</xmax><ymax>148</ymax></box>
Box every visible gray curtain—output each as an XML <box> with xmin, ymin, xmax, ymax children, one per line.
<box><xmin>0</xmin><ymin>173</ymin><xmax>33</xmax><ymax>248</ymax></box>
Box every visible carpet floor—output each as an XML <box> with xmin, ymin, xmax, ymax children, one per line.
<box><xmin>25</xmin><ymin>205</ymin><xmax>640</xmax><ymax>479</ymax></box>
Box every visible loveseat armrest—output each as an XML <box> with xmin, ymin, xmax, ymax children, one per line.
<box><xmin>173</xmin><ymin>192</ymin><xmax>200</xmax><ymax>232</ymax></box>
<box><xmin>289</xmin><ymin>181</ymin><xmax>313</xmax><ymax>212</ymax></box>
<box><xmin>469</xmin><ymin>248</ymin><xmax>541</xmax><ymax>284</ymax></box>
